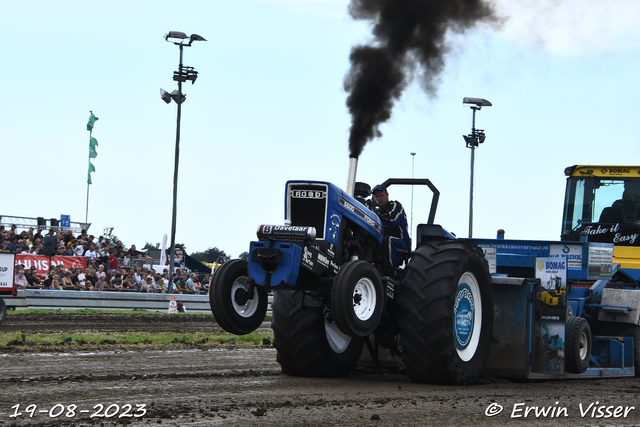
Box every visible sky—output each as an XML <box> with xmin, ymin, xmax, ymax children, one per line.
<box><xmin>2</xmin><ymin>0</ymin><xmax>640</xmax><ymax>259</ymax></box>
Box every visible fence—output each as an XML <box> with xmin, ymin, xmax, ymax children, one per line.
<box><xmin>1</xmin><ymin>289</ymin><xmax>273</xmax><ymax>314</ymax></box>
<box><xmin>2</xmin><ymin>289</ymin><xmax>212</xmax><ymax>313</ymax></box>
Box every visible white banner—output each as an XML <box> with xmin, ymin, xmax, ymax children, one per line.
<box><xmin>0</xmin><ymin>252</ymin><xmax>16</xmax><ymax>291</ymax></box>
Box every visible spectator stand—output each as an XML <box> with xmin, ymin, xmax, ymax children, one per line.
<box><xmin>0</xmin><ymin>215</ymin><xmax>89</xmax><ymax>235</ymax></box>
<box><xmin>1</xmin><ymin>214</ymin><xmax>213</xmax><ymax>296</ymax></box>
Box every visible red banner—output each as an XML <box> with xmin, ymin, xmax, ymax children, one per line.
<box><xmin>15</xmin><ymin>255</ymin><xmax>87</xmax><ymax>278</ymax></box>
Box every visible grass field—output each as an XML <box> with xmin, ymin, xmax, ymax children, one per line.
<box><xmin>0</xmin><ymin>309</ymin><xmax>274</xmax><ymax>347</ymax></box>
<box><xmin>0</xmin><ymin>331</ymin><xmax>273</xmax><ymax>347</ymax></box>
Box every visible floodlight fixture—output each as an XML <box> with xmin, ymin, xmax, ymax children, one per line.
<box><xmin>165</xmin><ymin>31</ymin><xmax>188</xmax><ymax>41</ymax></box>
<box><xmin>160</xmin><ymin>88</ymin><xmax>172</xmax><ymax>104</ymax></box>
<box><xmin>165</xmin><ymin>31</ymin><xmax>207</xmax><ymax>46</ymax></box>
<box><xmin>173</xmin><ymin>66</ymin><xmax>199</xmax><ymax>84</ymax></box>
<box><xmin>190</xmin><ymin>34</ymin><xmax>206</xmax><ymax>43</ymax></box>
<box><xmin>463</xmin><ymin>97</ymin><xmax>492</xmax><ymax>109</ymax></box>
<box><xmin>463</xmin><ymin>134</ymin><xmax>477</xmax><ymax>147</ymax></box>
<box><xmin>170</xmin><ymin>90</ymin><xmax>185</xmax><ymax>104</ymax></box>
<box><xmin>160</xmin><ymin>88</ymin><xmax>186</xmax><ymax>104</ymax></box>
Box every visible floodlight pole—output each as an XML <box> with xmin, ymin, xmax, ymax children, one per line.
<box><xmin>86</xmin><ymin>125</ymin><xmax>93</xmax><ymax>224</ymax></box>
<box><xmin>163</xmin><ymin>31</ymin><xmax>205</xmax><ymax>291</ymax></box>
<box><xmin>168</xmin><ymin>44</ymin><xmax>184</xmax><ymax>292</ymax></box>
<box><xmin>410</xmin><ymin>152</ymin><xmax>416</xmax><ymax>237</ymax></box>
<box><xmin>468</xmin><ymin>107</ymin><xmax>478</xmax><ymax>239</ymax></box>
<box><xmin>462</xmin><ymin>97</ymin><xmax>491</xmax><ymax>238</ymax></box>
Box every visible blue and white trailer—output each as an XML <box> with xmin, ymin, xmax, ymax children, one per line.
<box><xmin>472</xmin><ymin>235</ymin><xmax>635</xmax><ymax>379</ymax></box>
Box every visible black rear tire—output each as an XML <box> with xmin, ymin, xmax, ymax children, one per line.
<box><xmin>331</xmin><ymin>260</ymin><xmax>383</xmax><ymax>337</ymax></box>
<box><xmin>398</xmin><ymin>240</ymin><xmax>493</xmax><ymax>385</ymax></box>
<box><xmin>0</xmin><ymin>298</ymin><xmax>6</xmax><ymax>325</ymax></box>
<box><xmin>565</xmin><ymin>316</ymin><xmax>591</xmax><ymax>374</ymax></box>
<box><xmin>210</xmin><ymin>260</ymin><xmax>268</xmax><ymax>335</ymax></box>
<box><xmin>631</xmin><ymin>326</ymin><xmax>640</xmax><ymax>376</ymax></box>
<box><xmin>272</xmin><ymin>290</ymin><xmax>364</xmax><ymax>377</ymax></box>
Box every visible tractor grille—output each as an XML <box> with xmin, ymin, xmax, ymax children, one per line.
<box><xmin>288</xmin><ymin>183</ymin><xmax>327</xmax><ymax>239</ymax></box>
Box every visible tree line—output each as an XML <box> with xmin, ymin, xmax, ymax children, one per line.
<box><xmin>140</xmin><ymin>242</ymin><xmax>248</xmax><ymax>264</ymax></box>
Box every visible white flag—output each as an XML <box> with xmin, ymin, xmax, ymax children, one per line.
<box><xmin>160</xmin><ymin>233</ymin><xmax>168</xmax><ymax>266</ymax></box>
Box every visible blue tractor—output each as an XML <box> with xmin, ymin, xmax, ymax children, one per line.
<box><xmin>210</xmin><ymin>178</ymin><xmax>494</xmax><ymax>385</ymax></box>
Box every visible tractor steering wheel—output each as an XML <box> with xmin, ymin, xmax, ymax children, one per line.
<box><xmin>375</xmin><ymin>206</ymin><xmax>390</xmax><ymax>223</ymax></box>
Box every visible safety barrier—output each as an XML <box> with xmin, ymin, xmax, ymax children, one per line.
<box><xmin>3</xmin><ymin>289</ymin><xmax>212</xmax><ymax>313</ymax></box>
<box><xmin>1</xmin><ymin>289</ymin><xmax>273</xmax><ymax>314</ymax></box>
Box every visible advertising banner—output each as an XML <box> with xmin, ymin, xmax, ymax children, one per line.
<box><xmin>0</xmin><ymin>253</ymin><xmax>16</xmax><ymax>292</ymax></box>
<box><xmin>532</xmin><ymin>257</ymin><xmax>567</xmax><ymax>375</ymax></box>
<box><xmin>14</xmin><ymin>255</ymin><xmax>86</xmax><ymax>278</ymax></box>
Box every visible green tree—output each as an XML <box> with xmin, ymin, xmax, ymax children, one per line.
<box><xmin>206</xmin><ymin>247</ymin><xmax>229</xmax><ymax>263</ymax></box>
<box><xmin>238</xmin><ymin>251</ymin><xmax>249</xmax><ymax>261</ymax></box>
<box><xmin>104</xmin><ymin>235</ymin><xmax>120</xmax><ymax>247</ymax></box>
<box><xmin>190</xmin><ymin>247</ymin><xmax>230</xmax><ymax>263</ymax></box>
<box><xmin>190</xmin><ymin>251</ymin><xmax>207</xmax><ymax>262</ymax></box>
<box><xmin>142</xmin><ymin>242</ymin><xmax>160</xmax><ymax>250</ymax></box>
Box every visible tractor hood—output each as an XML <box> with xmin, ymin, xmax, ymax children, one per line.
<box><xmin>284</xmin><ymin>180</ymin><xmax>383</xmax><ymax>246</ymax></box>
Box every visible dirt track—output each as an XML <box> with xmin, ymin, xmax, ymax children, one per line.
<box><xmin>2</xmin><ymin>313</ymin><xmax>640</xmax><ymax>426</ymax></box>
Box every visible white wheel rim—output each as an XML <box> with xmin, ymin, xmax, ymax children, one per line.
<box><xmin>325</xmin><ymin>318</ymin><xmax>351</xmax><ymax>354</ymax></box>
<box><xmin>352</xmin><ymin>277</ymin><xmax>377</xmax><ymax>322</ymax></box>
<box><xmin>579</xmin><ymin>331</ymin><xmax>588</xmax><ymax>360</ymax></box>
<box><xmin>453</xmin><ymin>272</ymin><xmax>482</xmax><ymax>362</ymax></box>
<box><xmin>231</xmin><ymin>277</ymin><xmax>259</xmax><ymax>318</ymax></box>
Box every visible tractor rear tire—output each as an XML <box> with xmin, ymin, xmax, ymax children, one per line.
<box><xmin>210</xmin><ymin>260</ymin><xmax>268</xmax><ymax>335</ymax></box>
<box><xmin>0</xmin><ymin>298</ymin><xmax>6</xmax><ymax>325</ymax></box>
<box><xmin>271</xmin><ymin>290</ymin><xmax>364</xmax><ymax>377</ymax></box>
<box><xmin>398</xmin><ymin>240</ymin><xmax>493</xmax><ymax>385</ymax></box>
<box><xmin>631</xmin><ymin>326</ymin><xmax>640</xmax><ymax>376</ymax></box>
<box><xmin>565</xmin><ymin>316</ymin><xmax>591</xmax><ymax>374</ymax></box>
<box><xmin>331</xmin><ymin>260</ymin><xmax>383</xmax><ymax>337</ymax></box>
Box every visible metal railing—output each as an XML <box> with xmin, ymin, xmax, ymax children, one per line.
<box><xmin>1</xmin><ymin>214</ymin><xmax>90</xmax><ymax>234</ymax></box>
<box><xmin>1</xmin><ymin>290</ymin><xmax>273</xmax><ymax>314</ymax></box>
<box><xmin>3</xmin><ymin>289</ymin><xmax>212</xmax><ymax>313</ymax></box>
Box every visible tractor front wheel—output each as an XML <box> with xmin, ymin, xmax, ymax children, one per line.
<box><xmin>331</xmin><ymin>260</ymin><xmax>384</xmax><ymax>337</ymax></box>
<box><xmin>210</xmin><ymin>259</ymin><xmax>268</xmax><ymax>335</ymax></box>
<box><xmin>398</xmin><ymin>240</ymin><xmax>493</xmax><ymax>385</ymax></box>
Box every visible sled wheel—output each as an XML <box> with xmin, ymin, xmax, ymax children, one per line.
<box><xmin>0</xmin><ymin>299</ymin><xmax>6</xmax><ymax>325</ymax></box>
<box><xmin>331</xmin><ymin>260</ymin><xmax>383</xmax><ymax>337</ymax></box>
<box><xmin>210</xmin><ymin>259</ymin><xmax>267</xmax><ymax>335</ymax></box>
<box><xmin>271</xmin><ymin>290</ymin><xmax>364</xmax><ymax>377</ymax></box>
<box><xmin>565</xmin><ymin>316</ymin><xmax>591</xmax><ymax>374</ymax></box>
<box><xmin>398</xmin><ymin>240</ymin><xmax>493</xmax><ymax>385</ymax></box>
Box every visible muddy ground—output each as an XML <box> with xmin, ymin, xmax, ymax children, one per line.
<box><xmin>2</xmin><ymin>312</ymin><xmax>640</xmax><ymax>426</ymax></box>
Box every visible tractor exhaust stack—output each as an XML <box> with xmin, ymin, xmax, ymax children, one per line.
<box><xmin>346</xmin><ymin>156</ymin><xmax>358</xmax><ymax>196</ymax></box>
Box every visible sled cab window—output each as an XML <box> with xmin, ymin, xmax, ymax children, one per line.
<box><xmin>562</xmin><ymin>176</ymin><xmax>640</xmax><ymax>245</ymax></box>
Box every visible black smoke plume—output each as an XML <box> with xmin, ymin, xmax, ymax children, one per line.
<box><xmin>344</xmin><ymin>0</ymin><xmax>497</xmax><ymax>158</ymax></box>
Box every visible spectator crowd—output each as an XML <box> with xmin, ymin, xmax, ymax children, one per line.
<box><xmin>1</xmin><ymin>224</ymin><xmax>211</xmax><ymax>294</ymax></box>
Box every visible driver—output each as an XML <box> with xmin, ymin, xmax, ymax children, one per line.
<box><xmin>372</xmin><ymin>184</ymin><xmax>411</xmax><ymax>275</ymax></box>
<box><xmin>613</xmin><ymin>180</ymin><xmax>640</xmax><ymax>222</ymax></box>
